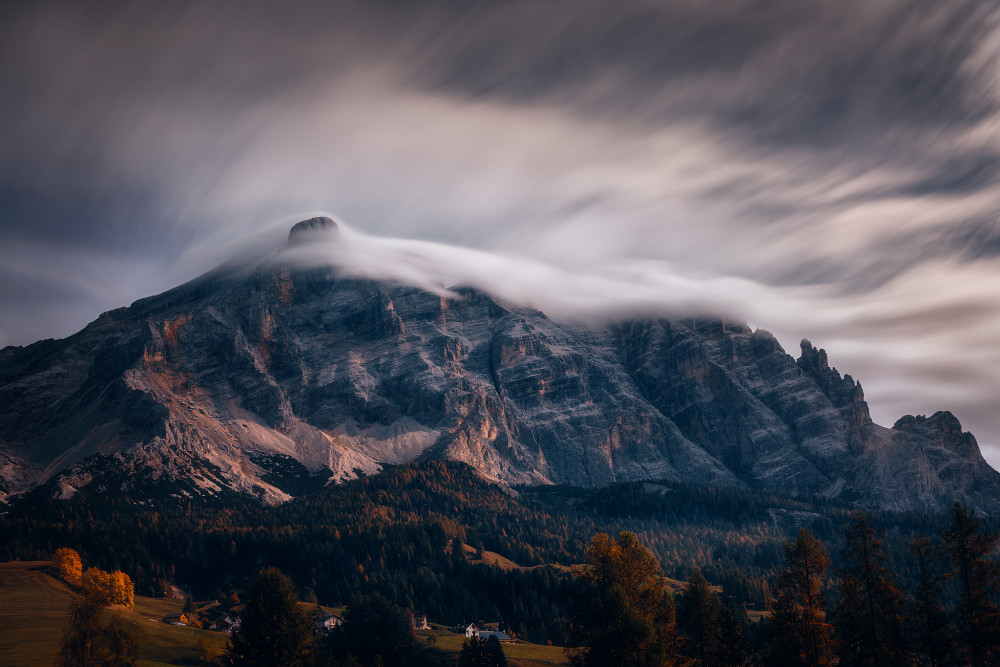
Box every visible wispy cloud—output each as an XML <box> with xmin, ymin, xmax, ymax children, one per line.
<box><xmin>3</xmin><ymin>0</ymin><xmax>1000</xmax><ymax>464</ymax></box>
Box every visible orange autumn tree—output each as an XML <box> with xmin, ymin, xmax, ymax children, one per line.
<box><xmin>81</xmin><ymin>567</ymin><xmax>135</xmax><ymax>608</ymax></box>
<box><xmin>83</xmin><ymin>567</ymin><xmax>113</xmax><ymax>603</ymax></box>
<box><xmin>109</xmin><ymin>570</ymin><xmax>136</xmax><ymax>609</ymax></box>
<box><xmin>767</xmin><ymin>528</ymin><xmax>835</xmax><ymax>667</ymax></box>
<box><xmin>53</xmin><ymin>548</ymin><xmax>83</xmax><ymax>586</ymax></box>
<box><xmin>567</xmin><ymin>532</ymin><xmax>680</xmax><ymax>667</ymax></box>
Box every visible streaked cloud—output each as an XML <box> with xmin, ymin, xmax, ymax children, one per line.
<box><xmin>2</xmin><ymin>0</ymin><xmax>1000</xmax><ymax>464</ymax></box>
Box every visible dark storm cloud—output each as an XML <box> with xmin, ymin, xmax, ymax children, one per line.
<box><xmin>3</xmin><ymin>0</ymin><xmax>1000</xmax><ymax>463</ymax></box>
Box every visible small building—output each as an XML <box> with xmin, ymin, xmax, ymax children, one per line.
<box><xmin>211</xmin><ymin>614</ymin><xmax>240</xmax><ymax>634</ymax></box>
<box><xmin>481</xmin><ymin>622</ymin><xmax>502</xmax><ymax>632</ymax></box>
<box><xmin>317</xmin><ymin>613</ymin><xmax>343</xmax><ymax>632</ymax></box>
<box><xmin>413</xmin><ymin>612</ymin><xmax>429</xmax><ymax>630</ymax></box>
<box><xmin>163</xmin><ymin>613</ymin><xmax>188</xmax><ymax>626</ymax></box>
<box><xmin>464</xmin><ymin>623</ymin><xmax>481</xmax><ymax>638</ymax></box>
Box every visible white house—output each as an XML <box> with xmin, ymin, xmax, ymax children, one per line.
<box><xmin>464</xmin><ymin>623</ymin><xmax>481</xmax><ymax>638</ymax></box>
<box><xmin>317</xmin><ymin>613</ymin><xmax>343</xmax><ymax>631</ymax></box>
<box><xmin>413</xmin><ymin>612</ymin><xmax>429</xmax><ymax>630</ymax></box>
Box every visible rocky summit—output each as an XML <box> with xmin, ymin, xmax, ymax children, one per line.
<box><xmin>1</xmin><ymin>218</ymin><xmax>998</xmax><ymax>512</ymax></box>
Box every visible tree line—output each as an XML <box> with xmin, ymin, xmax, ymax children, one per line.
<box><xmin>221</xmin><ymin>566</ymin><xmax>505</xmax><ymax>667</ymax></box>
<box><xmin>5</xmin><ymin>462</ymin><xmax>1000</xmax><ymax>658</ymax></box>
<box><xmin>44</xmin><ymin>499</ymin><xmax>1000</xmax><ymax>666</ymax></box>
<box><xmin>190</xmin><ymin>499</ymin><xmax>1000</xmax><ymax>667</ymax></box>
<box><xmin>567</xmin><ymin>503</ymin><xmax>1000</xmax><ymax>667</ymax></box>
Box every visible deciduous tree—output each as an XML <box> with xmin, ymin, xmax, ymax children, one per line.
<box><xmin>567</xmin><ymin>532</ymin><xmax>679</xmax><ymax>667</ymax></box>
<box><xmin>82</xmin><ymin>568</ymin><xmax>114</xmax><ymax>605</ymax></box>
<box><xmin>54</xmin><ymin>548</ymin><xmax>83</xmax><ymax>586</ymax></box>
<box><xmin>109</xmin><ymin>571</ymin><xmax>135</xmax><ymax>609</ymax></box>
<box><xmin>766</xmin><ymin>528</ymin><xmax>834</xmax><ymax>667</ymax></box>
<box><xmin>56</xmin><ymin>589</ymin><xmax>142</xmax><ymax>667</ymax></box>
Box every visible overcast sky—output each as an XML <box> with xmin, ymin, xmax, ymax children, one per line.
<box><xmin>4</xmin><ymin>0</ymin><xmax>1000</xmax><ymax>466</ymax></box>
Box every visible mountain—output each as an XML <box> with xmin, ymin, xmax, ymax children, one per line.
<box><xmin>2</xmin><ymin>217</ymin><xmax>998</xmax><ymax>512</ymax></box>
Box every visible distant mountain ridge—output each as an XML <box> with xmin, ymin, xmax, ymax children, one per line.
<box><xmin>2</xmin><ymin>217</ymin><xmax>998</xmax><ymax>512</ymax></box>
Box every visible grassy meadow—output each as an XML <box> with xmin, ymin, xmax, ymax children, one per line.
<box><xmin>0</xmin><ymin>561</ymin><xmax>567</xmax><ymax>666</ymax></box>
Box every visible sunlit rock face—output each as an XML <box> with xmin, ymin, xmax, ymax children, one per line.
<box><xmin>1</xmin><ymin>219</ymin><xmax>999</xmax><ymax>510</ymax></box>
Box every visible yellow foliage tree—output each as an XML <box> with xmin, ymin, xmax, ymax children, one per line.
<box><xmin>53</xmin><ymin>548</ymin><xmax>83</xmax><ymax>586</ymax></box>
<box><xmin>82</xmin><ymin>567</ymin><xmax>113</xmax><ymax>605</ymax></box>
<box><xmin>567</xmin><ymin>532</ymin><xmax>680</xmax><ymax>666</ymax></box>
<box><xmin>109</xmin><ymin>570</ymin><xmax>135</xmax><ymax>609</ymax></box>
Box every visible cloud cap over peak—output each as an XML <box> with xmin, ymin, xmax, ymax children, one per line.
<box><xmin>2</xmin><ymin>0</ymin><xmax>1000</xmax><ymax>466</ymax></box>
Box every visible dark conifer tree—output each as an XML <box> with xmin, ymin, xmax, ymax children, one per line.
<box><xmin>224</xmin><ymin>567</ymin><xmax>316</xmax><ymax>667</ymax></box>
<box><xmin>459</xmin><ymin>635</ymin><xmax>508</xmax><ymax>667</ymax></box>
<box><xmin>833</xmin><ymin>511</ymin><xmax>906</xmax><ymax>667</ymax></box>
<box><xmin>715</xmin><ymin>602</ymin><xmax>752</xmax><ymax>667</ymax></box>
<box><xmin>485</xmin><ymin>635</ymin><xmax>508</xmax><ymax>667</ymax></box>
<box><xmin>942</xmin><ymin>503</ymin><xmax>1000</xmax><ymax>667</ymax></box>
<box><xmin>452</xmin><ymin>537</ymin><xmax>467</xmax><ymax>566</ymax></box>
<box><xmin>677</xmin><ymin>568</ymin><xmax>720</xmax><ymax>667</ymax></box>
<box><xmin>766</xmin><ymin>528</ymin><xmax>835</xmax><ymax>667</ymax></box>
<box><xmin>459</xmin><ymin>636</ymin><xmax>488</xmax><ymax>667</ymax></box>
<box><xmin>907</xmin><ymin>535</ymin><xmax>952</xmax><ymax>667</ymax></box>
<box><xmin>327</xmin><ymin>595</ymin><xmax>415</xmax><ymax>666</ymax></box>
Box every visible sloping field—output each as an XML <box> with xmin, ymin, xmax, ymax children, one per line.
<box><xmin>0</xmin><ymin>561</ymin><xmax>227</xmax><ymax>667</ymax></box>
<box><xmin>0</xmin><ymin>561</ymin><xmax>566</xmax><ymax>666</ymax></box>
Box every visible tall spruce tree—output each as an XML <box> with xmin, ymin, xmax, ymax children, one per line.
<box><xmin>223</xmin><ymin>567</ymin><xmax>315</xmax><ymax>667</ymax></box>
<box><xmin>833</xmin><ymin>511</ymin><xmax>906</xmax><ymax>667</ymax></box>
<box><xmin>327</xmin><ymin>595</ymin><xmax>416</xmax><ymax>666</ymax></box>
<box><xmin>942</xmin><ymin>503</ymin><xmax>1000</xmax><ymax>667</ymax></box>
<box><xmin>678</xmin><ymin>568</ymin><xmax>720</xmax><ymax>667</ymax></box>
<box><xmin>715</xmin><ymin>603</ymin><xmax>752</xmax><ymax>667</ymax></box>
<box><xmin>485</xmin><ymin>635</ymin><xmax>508</xmax><ymax>667</ymax></box>
<box><xmin>766</xmin><ymin>528</ymin><xmax>835</xmax><ymax>667</ymax></box>
<box><xmin>458</xmin><ymin>635</ymin><xmax>508</xmax><ymax>667</ymax></box>
<box><xmin>460</xmin><ymin>636</ymin><xmax>489</xmax><ymax>667</ymax></box>
<box><xmin>907</xmin><ymin>535</ymin><xmax>952</xmax><ymax>667</ymax></box>
<box><xmin>567</xmin><ymin>532</ymin><xmax>680</xmax><ymax>667</ymax></box>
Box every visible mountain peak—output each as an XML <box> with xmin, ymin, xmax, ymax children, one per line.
<box><xmin>288</xmin><ymin>216</ymin><xmax>339</xmax><ymax>244</ymax></box>
<box><xmin>1</xmin><ymin>260</ymin><xmax>998</xmax><ymax>513</ymax></box>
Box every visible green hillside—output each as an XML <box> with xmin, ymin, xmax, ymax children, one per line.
<box><xmin>0</xmin><ymin>561</ymin><xmax>228</xmax><ymax>667</ymax></box>
<box><xmin>0</xmin><ymin>561</ymin><xmax>567</xmax><ymax>666</ymax></box>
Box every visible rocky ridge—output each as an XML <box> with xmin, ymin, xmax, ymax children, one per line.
<box><xmin>1</xmin><ymin>217</ymin><xmax>998</xmax><ymax>512</ymax></box>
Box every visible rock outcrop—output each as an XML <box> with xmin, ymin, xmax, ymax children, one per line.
<box><xmin>1</xmin><ymin>219</ymin><xmax>998</xmax><ymax>511</ymax></box>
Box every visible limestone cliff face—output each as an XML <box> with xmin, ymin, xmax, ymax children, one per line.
<box><xmin>1</xmin><ymin>218</ymin><xmax>998</xmax><ymax>511</ymax></box>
